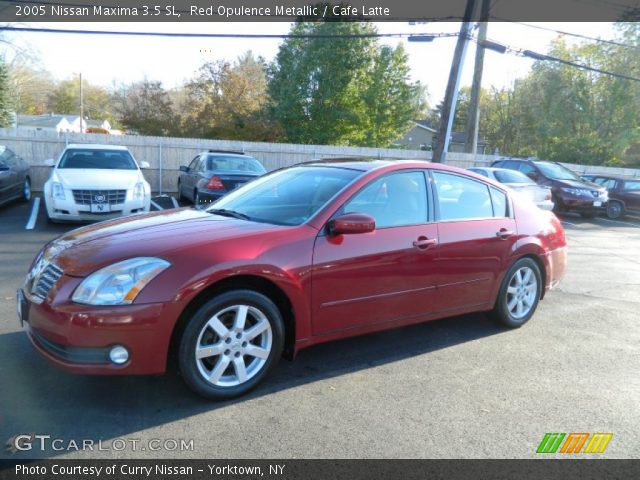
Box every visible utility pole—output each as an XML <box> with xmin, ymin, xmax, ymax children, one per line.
<box><xmin>79</xmin><ymin>72</ymin><xmax>84</xmax><ymax>133</ymax></box>
<box><xmin>464</xmin><ymin>0</ymin><xmax>491</xmax><ymax>155</ymax></box>
<box><xmin>432</xmin><ymin>0</ymin><xmax>476</xmax><ymax>163</ymax></box>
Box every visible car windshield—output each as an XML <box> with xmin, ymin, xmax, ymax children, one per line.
<box><xmin>207</xmin><ymin>155</ymin><xmax>266</xmax><ymax>174</ymax></box>
<box><xmin>58</xmin><ymin>149</ymin><xmax>137</xmax><ymax>170</ymax></box>
<box><xmin>534</xmin><ymin>161</ymin><xmax>582</xmax><ymax>181</ymax></box>
<box><xmin>207</xmin><ymin>166</ymin><xmax>362</xmax><ymax>226</ymax></box>
<box><xmin>494</xmin><ymin>169</ymin><xmax>534</xmax><ymax>184</ymax></box>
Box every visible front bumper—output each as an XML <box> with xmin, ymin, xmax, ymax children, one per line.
<box><xmin>556</xmin><ymin>193</ymin><xmax>607</xmax><ymax>213</ymax></box>
<box><xmin>45</xmin><ymin>196</ymin><xmax>150</xmax><ymax>222</ymax></box>
<box><xmin>19</xmin><ymin>279</ymin><xmax>180</xmax><ymax>375</ymax></box>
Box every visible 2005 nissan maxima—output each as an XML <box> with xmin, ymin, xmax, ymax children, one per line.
<box><xmin>18</xmin><ymin>159</ymin><xmax>567</xmax><ymax>399</ymax></box>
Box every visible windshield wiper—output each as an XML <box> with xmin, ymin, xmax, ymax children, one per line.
<box><xmin>207</xmin><ymin>208</ymin><xmax>251</xmax><ymax>221</ymax></box>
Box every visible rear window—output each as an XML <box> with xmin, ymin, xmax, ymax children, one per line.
<box><xmin>207</xmin><ymin>155</ymin><xmax>266</xmax><ymax>174</ymax></box>
<box><xmin>624</xmin><ymin>180</ymin><xmax>640</xmax><ymax>191</ymax></box>
<box><xmin>58</xmin><ymin>149</ymin><xmax>137</xmax><ymax>170</ymax></box>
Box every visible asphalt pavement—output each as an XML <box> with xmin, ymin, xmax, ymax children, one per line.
<box><xmin>0</xmin><ymin>197</ymin><xmax>638</xmax><ymax>459</ymax></box>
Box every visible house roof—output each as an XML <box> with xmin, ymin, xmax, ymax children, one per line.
<box><xmin>412</xmin><ymin>120</ymin><xmax>488</xmax><ymax>146</ymax></box>
<box><xmin>17</xmin><ymin>114</ymin><xmax>74</xmax><ymax>128</ymax></box>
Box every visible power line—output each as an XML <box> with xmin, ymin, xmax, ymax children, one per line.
<box><xmin>495</xmin><ymin>20</ymin><xmax>640</xmax><ymax>50</ymax></box>
<box><xmin>474</xmin><ymin>35</ymin><xmax>640</xmax><ymax>83</ymax></box>
<box><xmin>0</xmin><ymin>25</ymin><xmax>459</xmax><ymax>40</ymax></box>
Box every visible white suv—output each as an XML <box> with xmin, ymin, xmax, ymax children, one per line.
<box><xmin>44</xmin><ymin>144</ymin><xmax>151</xmax><ymax>222</ymax></box>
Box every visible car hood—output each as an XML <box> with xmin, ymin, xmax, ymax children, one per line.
<box><xmin>52</xmin><ymin>168</ymin><xmax>143</xmax><ymax>189</ymax></box>
<box><xmin>43</xmin><ymin>208</ymin><xmax>284</xmax><ymax>276</ymax></box>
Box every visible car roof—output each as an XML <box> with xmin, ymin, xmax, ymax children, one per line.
<box><xmin>65</xmin><ymin>144</ymin><xmax>130</xmax><ymax>151</ymax></box>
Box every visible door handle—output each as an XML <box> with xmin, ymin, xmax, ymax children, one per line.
<box><xmin>496</xmin><ymin>228</ymin><xmax>514</xmax><ymax>240</ymax></box>
<box><xmin>413</xmin><ymin>236</ymin><xmax>438</xmax><ymax>249</ymax></box>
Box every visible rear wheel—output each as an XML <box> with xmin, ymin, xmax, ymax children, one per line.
<box><xmin>606</xmin><ymin>201</ymin><xmax>624</xmax><ymax>219</ymax></box>
<box><xmin>491</xmin><ymin>258</ymin><xmax>542</xmax><ymax>328</ymax></box>
<box><xmin>194</xmin><ymin>190</ymin><xmax>201</xmax><ymax>208</ymax></box>
<box><xmin>177</xmin><ymin>180</ymin><xmax>186</xmax><ymax>202</ymax></box>
<box><xmin>178</xmin><ymin>290</ymin><xmax>284</xmax><ymax>400</ymax></box>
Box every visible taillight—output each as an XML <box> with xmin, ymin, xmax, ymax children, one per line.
<box><xmin>206</xmin><ymin>176</ymin><xmax>224</xmax><ymax>190</ymax></box>
<box><xmin>545</xmin><ymin>190</ymin><xmax>552</xmax><ymax>201</ymax></box>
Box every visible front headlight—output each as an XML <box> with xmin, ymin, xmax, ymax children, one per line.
<box><xmin>52</xmin><ymin>182</ymin><xmax>66</xmax><ymax>200</ymax></box>
<box><xmin>133</xmin><ymin>182</ymin><xmax>145</xmax><ymax>200</ymax></box>
<box><xmin>72</xmin><ymin>257</ymin><xmax>171</xmax><ymax>305</ymax></box>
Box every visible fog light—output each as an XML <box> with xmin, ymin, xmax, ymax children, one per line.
<box><xmin>109</xmin><ymin>345</ymin><xmax>129</xmax><ymax>365</ymax></box>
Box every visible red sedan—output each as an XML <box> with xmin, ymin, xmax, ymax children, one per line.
<box><xmin>18</xmin><ymin>160</ymin><xmax>567</xmax><ymax>399</ymax></box>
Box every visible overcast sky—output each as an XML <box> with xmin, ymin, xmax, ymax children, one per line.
<box><xmin>3</xmin><ymin>22</ymin><xmax>617</xmax><ymax>106</ymax></box>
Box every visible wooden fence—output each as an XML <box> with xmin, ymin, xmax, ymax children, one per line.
<box><xmin>1</xmin><ymin>128</ymin><xmax>639</xmax><ymax>193</ymax></box>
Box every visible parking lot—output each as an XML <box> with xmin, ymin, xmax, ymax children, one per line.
<box><xmin>0</xmin><ymin>196</ymin><xmax>639</xmax><ymax>459</ymax></box>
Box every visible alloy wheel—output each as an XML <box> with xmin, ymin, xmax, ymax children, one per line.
<box><xmin>194</xmin><ymin>304</ymin><xmax>273</xmax><ymax>387</ymax></box>
<box><xmin>506</xmin><ymin>266</ymin><xmax>538</xmax><ymax>320</ymax></box>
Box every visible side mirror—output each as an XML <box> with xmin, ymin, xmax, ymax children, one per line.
<box><xmin>43</xmin><ymin>158</ymin><xmax>55</xmax><ymax>167</ymax></box>
<box><xmin>526</xmin><ymin>171</ymin><xmax>539</xmax><ymax>181</ymax></box>
<box><xmin>139</xmin><ymin>161</ymin><xmax>151</xmax><ymax>169</ymax></box>
<box><xmin>179</xmin><ymin>165</ymin><xmax>189</xmax><ymax>172</ymax></box>
<box><xmin>0</xmin><ymin>163</ymin><xmax>9</xmax><ymax>171</ymax></box>
<box><xmin>328</xmin><ymin>213</ymin><xmax>376</xmax><ymax>235</ymax></box>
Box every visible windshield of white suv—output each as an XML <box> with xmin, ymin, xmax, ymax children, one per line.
<box><xmin>534</xmin><ymin>161</ymin><xmax>582</xmax><ymax>181</ymax></box>
<box><xmin>58</xmin><ymin>149</ymin><xmax>137</xmax><ymax>170</ymax></box>
<box><xmin>207</xmin><ymin>166</ymin><xmax>361</xmax><ymax>226</ymax></box>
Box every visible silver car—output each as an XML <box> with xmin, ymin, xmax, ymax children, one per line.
<box><xmin>469</xmin><ymin>167</ymin><xmax>554</xmax><ymax>211</ymax></box>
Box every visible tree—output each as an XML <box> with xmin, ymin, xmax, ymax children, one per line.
<box><xmin>47</xmin><ymin>77</ymin><xmax>112</xmax><ymax>120</ymax></box>
<box><xmin>0</xmin><ymin>59</ymin><xmax>13</xmax><ymax>127</ymax></box>
<box><xmin>181</xmin><ymin>51</ymin><xmax>280</xmax><ymax>141</ymax></box>
<box><xmin>112</xmin><ymin>79</ymin><xmax>176</xmax><ymax>136</ymax></box>
<box><xmin>268</xmin><ymin>21</ymin><xmax>424</xmax><ymax>146</ymax></box>
<box><xmin>6</xmin><ymin>60</ymin><xmax>54</xmax><ymax>114</ymax></box>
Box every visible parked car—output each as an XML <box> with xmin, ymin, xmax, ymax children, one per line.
<box><xmin>468</xmin><ymin>167</ymin><xmax>554</xmax><ymax>211</ymax></box>
<box><xmin>178</xmin><ymin>150</ymin><xmax>266</xmax><ymax>206</ymax></box>
<box><xmin>43</xmin><ymin>144</ymin><xmax>151</xmax><ymax>222</ymax></box>
<box><xmin>582</xmin><ymin>174</ymin><xmax>640</xmax><ymax>219</ymax></box>
<box><xmin>19</xmin><ymin>159</ymin><xmax>567</xmax><ymax>400</ymax></box>
<box><xmin>0</xmin><ymin>145</ymin><xmax>31</xmax><ymax>207</ymax></box>
<box><xmin>491</xmin><ymin>158</ymin><xmax>607</xmax><ymax>218</ymax></box>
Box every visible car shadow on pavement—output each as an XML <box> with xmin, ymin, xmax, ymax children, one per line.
<box><xmin>0</xmin><ymin>312</ymin><xmax>504</xmax><ymax>459</ymax></box>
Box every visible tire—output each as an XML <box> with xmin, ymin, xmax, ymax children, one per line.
<box><xmin>177</xmin><ymin>180</ymin><xmax>186</xmax><ymax>202</ymax></box>
<box><xmin>491</xmin><ymin>257</ymin><xmax>542</xmax><ymax>328</ymax></box>
<box><xmin>22</xmin><ymin>178</ymin><xmax>31</xmax><ymax>202</ymax></box>
<box><xmin>178</xmin><ymin>290</ymin><xmax>285</xmax><ymax>400</ymax></box>
<box><xmin>194</xmin><ymin>190</ymin><xmax>201</xmax><ymax>208</ymax></box>
<box><xmin>606</xmin><ymin>201</ymin><xmax>624</xmax><ymax>220</ymax></box>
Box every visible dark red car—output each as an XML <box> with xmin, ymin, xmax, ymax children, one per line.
<box><xmin>582</xmin><ymin>174</ymin><xmax>640</xmax><ymax>219</ymax></box>
<box><xmin>18</xmin><ymin>160</ymin><xmax>567</xmax><ymax>399</ymax></box>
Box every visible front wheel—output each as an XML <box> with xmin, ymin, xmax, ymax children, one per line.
<box><xmin>606</xmin><ymin>201</ymin><xmax>624</xmax><ymax>219</ymax></box>
<box><xmin>491</xmin><ymin>258</ymin><xmax>542</xmax><ymax>328</ymax></box>
<box><xmin>22</xmin><ymin>178</ymin><xmax>31</xmax><ymax>202</ymax></box>
<box><xmin>178</xmin><ymin>290</ymin><xmax>285</xmax><ymax>400</ymax></box>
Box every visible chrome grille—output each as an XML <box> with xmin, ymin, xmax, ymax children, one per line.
<box><xmin>32</xmin><ymin>263</ymin><xmax>63</xmax><ymax>300</ymax></box>
<box><xmin>72</xmin><ymin>190</ymin><xmax>127</xmax><ymax>205</ymax></box>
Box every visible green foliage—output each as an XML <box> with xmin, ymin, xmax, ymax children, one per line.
<box><xmin>268</xmin><ymin>21</ymin><xmax>425</xmax><ymax>146</ymax></box>
<box><xmin>478</xmin><ymin>34</ymin><xmax>640</xmax><ymax>166</ymax></box>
